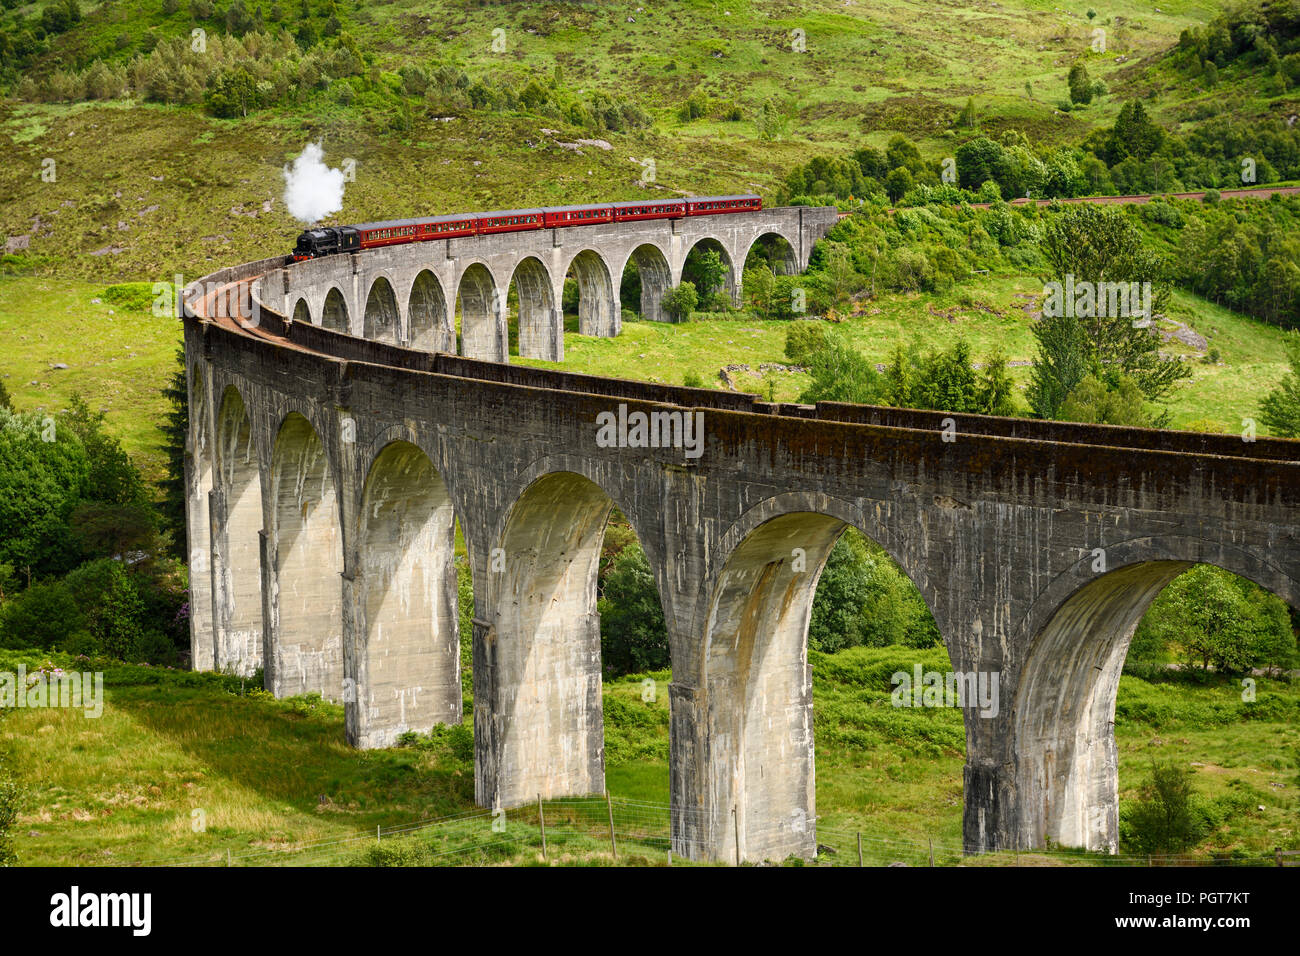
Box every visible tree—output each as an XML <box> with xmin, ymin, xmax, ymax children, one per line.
<box><xmin>820</xmin><ymin>241</ymin><xmax>861</xmax><ymax>308</ymax></box>
<box><xmin>1105</xmin><ymin>100</ymin><xmax>1165</xmax><ymax>164</ymax></box>
<box><xmin>885</xmin><ymin>135</ymin><xmax>924</xmax><ymax>176</ymax></box>
<box><xmin>159</xmin><ymin>349</ymin><xmax>189</xmax><ymax>559</ymax></box>
<box><xmin>1260</xmin><ymin>332</ymin><xmax>1300</xmax><ymax>437</ymax></box>
<box><xmin>683</xmin><ymin>247</ymin><xmax>727</xmax><ymax>300</ymax></box>
<box><xmin>1028</xmin><ymin>311</ymin><xmax>1091</xmax><ymax>420</ymax></box>
<box><xmin>798</xmin><ymin>338</ymin><xmax>887</xmax><ymax>405</ymax></box>
<box><xmin>1059</xmin><ymin>373</ymin><xmax>1153</xmax><ymax>426</ymax></box>
<box><xmin>225</xmin><ymin>0</ymin><xmax>255</xmax><ymax>35</ymax></box>
<box><xmin>0</xmin><ymin>407</ymin><xmax>90</xmax><ymax>578</ymax></box>
<box><xmin>206</xmin><ymin>67</ymin><xmax>260</xmax><ymax>118</ymax></box>
<box><xmin>885</xmin><ymin>166</ymin><xmax>914</xmax><ymax>203</ymax></box>
<box><xmin>64</xmin><ymin>559</ymin><xmax>146</xmax><ymax>660</ymax></box>
<box><xmin>852</xmin><ymin>145</ymin><xmax>887</xmax><ymax>181</ymax></box>
<box><xmin>1124</xmin><ymin>760</ymin><xmax>1205</xmax><ymax>856</ymax></box>
<box><xmin>742</xmin><ymin>265</ymin><xmax>776</xmax><ymax>318</ymax></box>
<box><xmin>59</xmin><ymin>394</ymin><xmax>147</xmax><ymax>507</ymax></box>
<box><xmin>0</xmin><ymin>578</ymin><xmax>84</xmax><ymax>650</ymax></box>
<box><xmin>1068</xmin><ymin>60</ymin><xmax>1093</xmax><ymax>105</ymax></box>
<box><xmin>955</xmin><ymin>136</ymin><xmax>1006</xmax><ymax>190</ymax></box>
<box><xmin>785</xmin><ymin>320</ymin><xmax>827</xmax><ymax>364</ymax></box>
<box><xmin>808</xmin><ymin>531</ymin><xmax>876</xmax><ymax>651</ymax></box>
<box><xmin>70</xmin><ymin>501</ymin><xmax>158</xmax><ymax>563</ymax></box>
<box><xmin>663</xmin><ymin>282</ymin><xmax>698</xmax><ymax>321</ymax></box>
<box><xmin>957</xmin><ymin>97</ymin><xmax>977</xmax><ymax>128</ymax></box>
<box><xmin>597</xmin><ymin>542</ymin><xmax>668</xmax><ymax>675</ymax></box>
<box><xmin>809</xmin><ymin>529</ymin><xmax>939</xmax><ymax>651</ymax></box>
<box><xmin>1140</xmin><ymin>565</ymin><xmax>1291</xmax><ymax>674</ymax></box>
<box><xmin>882</xmin><ymin>339</ymin><xmax>1017</xmax><ymax>415</ymax></box>
<box><xmin>1036</xmin><ymin>203</ymin><xmax>1190</xmax><ymax>406</ymax></box>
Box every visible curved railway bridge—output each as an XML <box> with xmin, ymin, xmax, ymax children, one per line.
<box><xmin>182</xmin><ymin>206</ymin><xmax>1299</xmax><ymax>864</ymax></box>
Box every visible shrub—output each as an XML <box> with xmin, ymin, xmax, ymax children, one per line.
<box><xmin>662</xmin><ymin>282</ymin><xmax>698</xmax><ymax>322</ymax></box>
<box><xmin>1123</xmin><ymin>760</ymin><xmax>1207</xmax><ymax>856</ymax></box>
<box><xmin>63</xmin><ymin>559</ymin><xmax>146</xmax><ymax>660</ymax></box>
<box><xmin>784</xmin><ymin>320</ymin><xmax>827</xmax><ymax>364</ymax></box>
<box><xmin>0</xmin><ymin>579</ymin><xmax>86</xmax><ymax>650</ymax></box>
<box><xmin>361</xmin><ymin>840</ymin><xmax>426</xmax><ymax>866</ymax></box>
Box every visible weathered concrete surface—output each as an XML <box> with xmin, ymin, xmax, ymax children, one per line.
<box><xmin>183</xmin><ymin>213</ymin><xmax>1300</xmax><ymax>864</ymax></box>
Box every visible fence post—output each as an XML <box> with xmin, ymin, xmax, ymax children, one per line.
<box><xmin>733</xmin><ymin>806</ymin><xmax>741</xmax><ymax>867</ymax></box>
<box><xmin>857</xmin><ymin>832</ymin><xmax>863</xmax><ymax>867</ymax></box>
<box><xmin>377</xmin><ymin>824</ymin><xmax>381</xmax><ymax>845</ymax></box>
<box><xmin>929</xmin><ymin>837</ymin><xmax>934</xmax><ymax>867</ymax></box>
<box><xmin>606</xmin><ymin>791</ymin><xmax>618</xmax><ymax>860</ymax></box>
<box><xmin>538</xmin><ymin>794</ymin><xmax>547</xmax><ymax>861</ymax></box>
<box><xmin>1277</xmin><ymin>848</ymin><xmax>1284</xmax><ymax>868</ymax></box>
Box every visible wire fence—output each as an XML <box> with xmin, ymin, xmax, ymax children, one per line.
<box><xmin>127</xmin><ymin>796</ymin><xmax>1291</xmax><ymax>868</ymax></box>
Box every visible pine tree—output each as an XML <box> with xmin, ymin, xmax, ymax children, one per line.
<box><xmin>1068</xmin><ymin>60</ymin><xmax>1093</xmax><ymax>105</ymax></box>
<box><xmin>159</xmin><ymin>348</ymin><xmax>190</xmax><ymax>560</ymax></box>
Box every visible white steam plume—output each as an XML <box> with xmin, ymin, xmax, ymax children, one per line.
<box><xmin>282</xmin><ymin>143</ymin><xmax>345</xmax><ymax>225</ymax></box>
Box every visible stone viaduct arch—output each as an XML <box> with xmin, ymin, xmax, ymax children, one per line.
<box><xmin>363</xmin><ymin>275</ymin><xmax>400</xmax><ymax>345</ymax></box>
<box><xmin>616</xmin><ymin>243</ymin><xmax>673</xmax><ymax>324</ymax></box>
<box><xmin>1012</xmin><ymin>537</ymin><xmax>1300</xmax><ymax>853</ymax></box>
<box><xmin>406</xmin><ymin>269</ymin><xmax>451</xmax><ymax>353</ymax></box>
<box><xmin>212</xmin><ymin>385</ymin><xmax>263</xmax><ymax>676</ymax></box>
<box><xmin>256</xmin><ymin>205</ymin><xmax>836</xmax><ymax>353</ymax></box>
<box><xmin>348</xmin><ymin>439</ymin><xmax>462</xmax><ymax>749</ymax></box>
<box><xmin>185</xmin><ymin>206</ymin><xmax>1300</xmax><ymax>864</ymax></box>
<box><xmin>185</xmin><ymin>364</ymin><xmax>216</xmax><ymax>672</ymax></box>
<box><xmin>266</xmin><ymin>411</ymin><xmax>345</xmax><ymax>700</ymax></box>
<box><xmin>510</xmin><ymin>256</ymin><xmax>559</xmax><ymax>361</ymax></box>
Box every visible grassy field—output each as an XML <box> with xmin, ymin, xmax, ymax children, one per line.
<box><xmin>0</xmin><ymin>276</ymin><xmax>182</xmax><ymax>482</ymax></box>
<box><xmin>3</xmin><ymin>644</ymin><xmax>1295</xmax><ymax>866</ymax></box>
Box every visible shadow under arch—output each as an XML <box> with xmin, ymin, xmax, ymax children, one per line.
<box><xmin>618</xmin><ymin>242</ymin><xmax>672</xmax><ymax>323</ymax></box>
<box><xmin>213</xmin><ymin>384</ymin><xmax>263</xmax><ymax>676</ymax></box>
<box><xmin>564</xmin><ymin>248</ymin><xmax>617</xmax><ymax>337</ymax></box>
<box><xmin>510</xmin><ymin>255</ymin><xmax>559</xmax><ymax>360</ymax></box>
<box><xmin>1012</xmin><ymin>541</ymin><xmax>1300</xmax><ymax>855</ymax></box>
<box><xmin>478</xmin><ymin>469</ymin><xmax>669</xmax><ymax>810</ymax></box>
<box><xmin>741</xmin><ymin>230</ymin><xmax>799</xmax><ymax>276</ymax></box>
<box><xmin>407</xmin><ymin>269</ymin><xmax>450</xmax><ymax>352</ymax></box>
<box><xmin>349</xmin><ymin>439</ymin><xmax>462</xmax><ymax>749</ymax></box>
<box><xmin>267</xmin><ymin>411</ymin><xmax>344</xmax><ymax>701</ymax></box>
<box><xmin>363</xmin><ymin>275</ymin><xmax>400</xmax><ymax>344</ymax></box>
<box><xmin>321</xmin><ymin>286</ymin><xmax>349</xmax><ymax>333</ymax></box>
<box><xmin>291</xmin><ymin>297</ymin><xmax>311</xmax><ymax>325</ymax></box>
<box><xmin>456</xmin><ymin>262</ymin><xmax>505</xmax><ymax>361</ymax></box>
<box><xmin>682</xmin><ymin>235</ymin><xmax>738</xmax><ymax>307</ymax></box>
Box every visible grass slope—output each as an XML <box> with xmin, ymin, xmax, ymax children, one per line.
<box><xmin>4</xmin><ymin>645</ymin><xmax>1295</xmax><ymax>866</ymax></box>
<box><xmin>0</xmin><ymin>0</ymin><xmax>1213</xmax><ymax>282</ymax></box>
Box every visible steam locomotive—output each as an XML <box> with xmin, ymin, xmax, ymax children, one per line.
<box><xmin>290</xmin><ymin>194</ymin><xmax>762</xmax><ymax>261</ymax></box>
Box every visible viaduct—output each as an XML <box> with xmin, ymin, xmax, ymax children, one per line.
<box><xmin>182</xmin><ymin>204</ymin><xmax>1300</xmax><ymax>863</ymax></box>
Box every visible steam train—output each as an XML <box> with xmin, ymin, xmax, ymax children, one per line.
<box><xmin>290</xmin><ymin>194</ymin><xmax>762</xmax><ymax>261</ymax></box>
